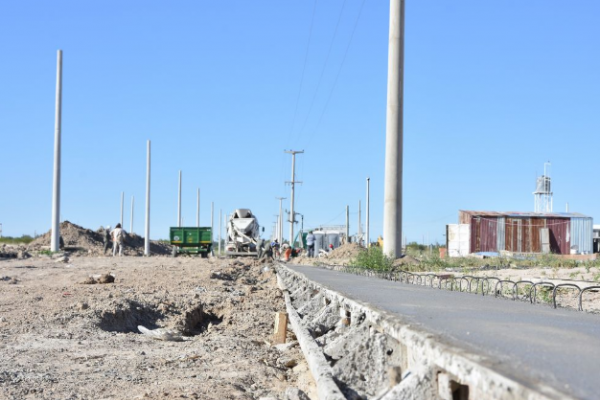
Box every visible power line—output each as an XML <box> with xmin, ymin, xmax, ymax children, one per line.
<box><xmin>289</xmin><ymin>0</ymin><xmax>319</xmax><ymax>137</ymax></box>
<box><xmin>301</xmin><ymin>0</ymin><xmax>366</xmax><ymax>149</ymax></box>
<box><xmin>293</xmin><ymin>0</ymin><xmax>348</xmax><ymax>145</ymax></box>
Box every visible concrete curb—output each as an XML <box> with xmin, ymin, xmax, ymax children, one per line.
<box><xmin>277</xmin><ymin>264</ymin><xmax>573</xmax><ymax>400</ymax></box>
<box><xmin>277</xmin><ymin>274</ymin><xmax>346</xmax><ymax>400</ymax></box>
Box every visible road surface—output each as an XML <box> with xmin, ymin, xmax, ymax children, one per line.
<box><xmin>287</xmin><ymin>264</ymin><xmax>600</xmax><ymax>400</ymax></box>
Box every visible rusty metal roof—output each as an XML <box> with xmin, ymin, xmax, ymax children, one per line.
<box><xmin>459</xmin><ymin>210</ymin><xmax>591</xmax><ymax>219</ymax></box>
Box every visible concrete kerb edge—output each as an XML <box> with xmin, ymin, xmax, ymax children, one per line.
<box><xmin>277</xmin><ymin>264</ymin><xmax>572</xmax><ymax>400</ymax></box>
<box><xmin>276</xmin><ymin>273</ymin><xmax>347</xmax><ymax>400</ymax></box>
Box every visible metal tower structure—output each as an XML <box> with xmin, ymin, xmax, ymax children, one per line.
<box><xmin>534</xmin><ymin>162</ymin><xmax>553</xmax><ymax>213</ymax></box>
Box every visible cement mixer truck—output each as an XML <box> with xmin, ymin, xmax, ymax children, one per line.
<box><xmin>225</xmin><ymin>209</ymin><xmax>260</xmax><ymax>256</ymax></box>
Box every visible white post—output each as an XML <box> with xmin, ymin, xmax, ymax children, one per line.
<box><xmin>144</xmin><ymin>140</ymin><xmax>151</xmax><ymax>256</ymax></box>
<box><xmin>178</xmin><ymin>170</ymin><xmax>182</xmax><ymax>227</ymax></box>
<box><xmin>366</xmin><ymin>177</ymin><xmax>370</xmax><ymax>248</ymax></box>
<box><xmin>383</xmin><ymin>0</ymin><xmax>405</xmax><ymax>258</ymax></box>
<box><xmin>219</xmin><ymin>209</ymin><xmax>222</xmax><ymax>255</ymax></box>
<box><xmin>130</xmin><ymin>196</ymin><xmax>134</xmax><ymax>233</ymax></box>
<box><xmin>211</xmin><ymin>202</ymin><xmax>214</xmax><ymax>243</ymax></box>
<box><xmin>358</xmin><ymin>200</ymin><xmax>362</xmax><ymax>245</ymax></box>
<box><xmin>346</xmin><ymin>205</ymin><xmax>350</xmax><ymax>243</ymax></box>
<box><xmin>120</xmin><ymin>192</ymin><xmax>124</xmax><ymax>226</ymax></box>
<box><xmin>196</xmin><ymin>188</ymin><xmax>200</xmax><ymax>227</ymax></box>
<box><xmin>276</xmin><ymin>197</ymin><xmax>286</xmax><ymax>242</ymax></box>
<box><xmin>50</xmin><ymin>50</ymin><xmax>63</xmax><ymax>252</ymax></box>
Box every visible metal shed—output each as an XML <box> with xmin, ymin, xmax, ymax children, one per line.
<box><xmin>457</xmin><ymin>211</ymin><xmax>593</xmax><ymax>255</ymax></box>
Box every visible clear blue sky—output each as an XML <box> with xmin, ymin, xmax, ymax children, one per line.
<box><xmin>1</xmin><ymin>1</ymin><xmax>599</xmax><ymax>244</ymax></box>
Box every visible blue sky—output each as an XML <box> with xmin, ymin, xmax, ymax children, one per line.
<box><xmin>1</xmin><ymin>1</ymin><xmax>599</xmax><ymax>244</ymax></box>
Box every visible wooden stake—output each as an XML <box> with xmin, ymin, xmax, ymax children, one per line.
<box><xmin>273</xmin><ymin>312</ymin><xmax>288</xmax><ymax>344</ymax></box>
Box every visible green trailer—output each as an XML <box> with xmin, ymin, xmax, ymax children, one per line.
<box><xmin>170</xmin><ymin>227</ymin><xmax>213</xmax><ymax>257</ymax></box>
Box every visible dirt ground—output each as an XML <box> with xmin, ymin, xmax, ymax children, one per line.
<box><xmin>0</xmin><ymin>252</ymin><xmax>316</xmax><ymax>400</ymax></box>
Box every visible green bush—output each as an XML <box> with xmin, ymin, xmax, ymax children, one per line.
<box><xmin>350</xmin><ymin>247</ymin><xmax>393</xmax><ymax>271</ymax></box>
<box><xmin>0</xmin><ymin>235</ymin><xmax>35</xmax><ymax>245</ymax></box>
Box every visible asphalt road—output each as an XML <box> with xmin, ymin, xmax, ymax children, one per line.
<box><xmin>287</xmin><ymin>264</ymin><xmax>600</xmax><ymax>400</ymax></box>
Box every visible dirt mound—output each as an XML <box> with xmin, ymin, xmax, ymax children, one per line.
<box><xmin>27</xmin><ymin>221</ymin><xmax>171</xmax><ymax>256</ymax></box>
<box><xmin>328</xmin><ymin>242</ymin><xmax>365</xmax><ymax>259</ymax></box>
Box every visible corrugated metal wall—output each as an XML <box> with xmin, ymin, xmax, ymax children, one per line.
<box><xmin>571</xmin><ymin>217</ymin><xmax>593</xmax><ymax>254</ymax></box>
<box><xmin>461</xmin><ymin>212</ymin><xmax>591</xmax><ymax>255</ymax></box>
<box><xmin>546</xmin><ymin>218</ymin><xmax>570</xmax><ymax>254</ymax></box>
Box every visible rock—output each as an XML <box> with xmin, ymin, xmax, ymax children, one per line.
<box><xmin>277</xmin><ymin>356</ymin><xmax>298</xmax><ymax>368</ymax></box>
<box><xmin>284</xmin><ymin>388</ymin><xmax>310</xmax><ymax>400</ymax></box>
<box><xmin>98</xmin><ymin>274</ymin><xmax>115</xmax><ymax>284</ymax></box>
<box><xmin>82</xmin><ymin>277</ymin><xmax>97</xmax><ymax>285</ymax></box>
<box><xmin>77</xmin><ymin>302</ymin><xmax>89</xmax><ymax>310</ymax></box>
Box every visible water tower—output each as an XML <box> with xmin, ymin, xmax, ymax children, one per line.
<box><xmin>533</xmin><ymin>162</ymin><xmax>553</xmax><ymax>213</ymax></box>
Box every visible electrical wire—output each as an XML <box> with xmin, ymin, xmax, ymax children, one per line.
<box><xmin>289</xmin><ymin>0</ymin><xmax>319</xmax><ymax>138</ymax></box>
<box><xmin>301</xmin><ymin>0</ymin><xmax>366</xmax><ymax>149</ymax></box>
<box><xmin>292</xmin><ymin>0</ymin><xmax>348</xmax><ymax>146</ymax></box>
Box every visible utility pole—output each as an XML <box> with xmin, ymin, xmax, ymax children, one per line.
<box><xmin>383</xmin><ymin>0</ymin><xmax>405</xmax><ymax>258</ymax></box>
<box><xmin>276</xmin><ymin>197</ymin><xmax>286</xmax><ymax>243</ymax></box>
<box><xmin>144</xmin><ymin>140</ymin><xmax>151</xmax><ymax>256</ymax></box>
<box><xmin>346</xmin><ymin>206</ymin><xmax>350</xmax><ymax>243</ymax></box>
<box><xmin>358</xmin><ymin>200</ymin><xmax>362</xmax><ymax>245</ymax></box>
<box><xmin>50</xmin><ymin>50</ymin><xmax>63</xmax><ymax>252</ymax></box>
<box><xmin>120</xmin><ymin>192</ymin><xmax>124</xmax><ymax>226</ymax></box>
<box><xmin>177</xmin><ymin>170</ymin><xmax>182</xmax><ymax>227</ymax></box>
<box><xmin>211</xmin><ymin>202</ymin><xmax>214</xmax><ymax>243</ymax></box>
<box><xmin>130</xmin><ymin>196</ymin><xmax>134</xmax><ymax>233</ymax></box>
<box><xmin>219</xmin><ymin>209</ymin><xmax>222</xmax><ymax>255</ymax></box>
<box><xmin>366</xmin><ymin>177</ymin><xmax>370</xmax><ymax>248</ymax></box>
<box><xmin>196</xmin><ymin>188</ymin><xmax>200</xmax><ymax>227</ymax></box>
<box><xmin>285</xmin><ymin>150</ymin><xmax>303</xmax><ymax>246</ymax></box>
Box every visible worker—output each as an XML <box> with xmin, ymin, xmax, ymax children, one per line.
<box><xmin>271</xmin><ymin>239</ymin><xmax>280</xmax><ymax>259</ymax></box>
<box><xmin>111</xmin><ymin>223</ymin><xmax>125</xmax><ymax>257</ymax></box>
<box><xmin>256</xmin><ymin>238</ymin><xmax>266</xmax><ymax>259</ymax></box>
<box><xmin>103</xmin><ymin>226</ymin><xmax>111</xmax><ymax>255</ymax></box>
<box><xmin>306</xmin><ymin>230</ymin><xmax>315</xmax><ymax>258</ymax></box>
<box><xmin>328</xmin><ymin>243</ymin><xmax>334</xmax><ymax>252</ymax></box>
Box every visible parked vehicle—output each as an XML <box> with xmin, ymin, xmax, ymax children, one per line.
<box><xmin>225</xmin><ymin>209</ymin><xmax>260</xmax><ymax>256</ymax></box>
<box><xmin>170</xmin><ymin>226</ymin><xmax>213</xmax><ymax>257</ymax></box>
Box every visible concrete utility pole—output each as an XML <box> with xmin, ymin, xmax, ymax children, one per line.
<box><xmin>130</xmin><ymin>196</ymin><xmax>134</xmax><ymax>233</ymax></box>
<box><xmin>285</xmin><ymin>150</ymin><xmax>303</xmax><ymax>247</ymax></box>
<box><xmin>358</xmin><ymin>200</ymin><xmax>362</xmax><ymax>245</ymax></box>
<box><xmin>383</xmin><ymin>0</ymin><xmax>405</xmax><ymax>258</ymax></box>
<box><xmin>196</xmin><ymin>188</ymin><xmax>200</xmax><ymax>227</ymax></box>
<box><xmin>50</xmin><ymin>50</ymin><xmax>63</xmax><ymax>253</ymax></box>
<box><xmin>346</xmin><ymin>206</ymin><xmax>350</xmax><ymax>243</ymax></box>
<box><xmin>366</xmin><ymin>177</ymin><xmax>370</xmax><ymax>248</ymax></box>
<box><xmin>218</xmin><ymin>209</ymin><xmax>222</xmax><ymax>255</ymax></box>
<box><xmin>276</xmin><ymin>197</ymin><xmax>286</xmax><ymax>243</ymax></box>
<box><xmin>177</xmin><ymin>170</ymin><xmax>182</xmax><ymax>227</ymax></box>
<box><xmin>144</xmin><ymin>140</ymin><xmax>151</xmax><ymax>256</ymax></box>
<box><xmin>211</xmin><ymin>202</ymin><xmax>214</xmax><ymax>242</ymax></box>
<box><xmin>120</xmin><ymin>192</ymin><xmax>124</xmax><ymax>226</ymax></box>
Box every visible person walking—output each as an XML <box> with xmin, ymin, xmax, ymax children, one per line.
<box><xmin>270</xmin><ymin>239</ymin><xmax>280</xmax><ymax>260</ymax></box>
<box><xmin>111</xmin><ymin>223</ymin><xmax>125</xmax><ymax>257</ymax></box>
<box><xmin>306</xmin><ymin>230</ymin><xmax>315</xmax><ymax>258</ymax></box>
<box><xmin>103</xmin><ymin>226</ymin><xmax>111</xmax><ymax>255</ymax></box>
<box><xmin>256</xmin><ymin>238</ymin><xmax>266</xmax><ymax>259</ymax></box>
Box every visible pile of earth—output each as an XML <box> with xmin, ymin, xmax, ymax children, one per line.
<box><xmin>27</xmin><ymin>221</ymin><xmax>171</xmax><ymax>256</ymax></box>
<box><xmin>294</xmin><ymin>242</ymin><xmax>366</xmax><ymax>266</ymax></box>
<box><xmin>0</xmin><ymin>244</ymin><xmax>28</xmax><ymax>259</ymax></box>
<box><xmin>327</xmin><ymin>242</ymin><xmax>365</xmax><ymax>260</ymax></box>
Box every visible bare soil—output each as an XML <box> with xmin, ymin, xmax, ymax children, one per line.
<box><xmin>0</xmin><ymin>253</ymin><xmax>316</xmax><ymax>399</ymax></box>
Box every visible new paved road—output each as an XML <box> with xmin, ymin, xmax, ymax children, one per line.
<box><xmin>287</xmin><ymin>264</ymin><xmax>600</xmax><ymax>400</ymax></box>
